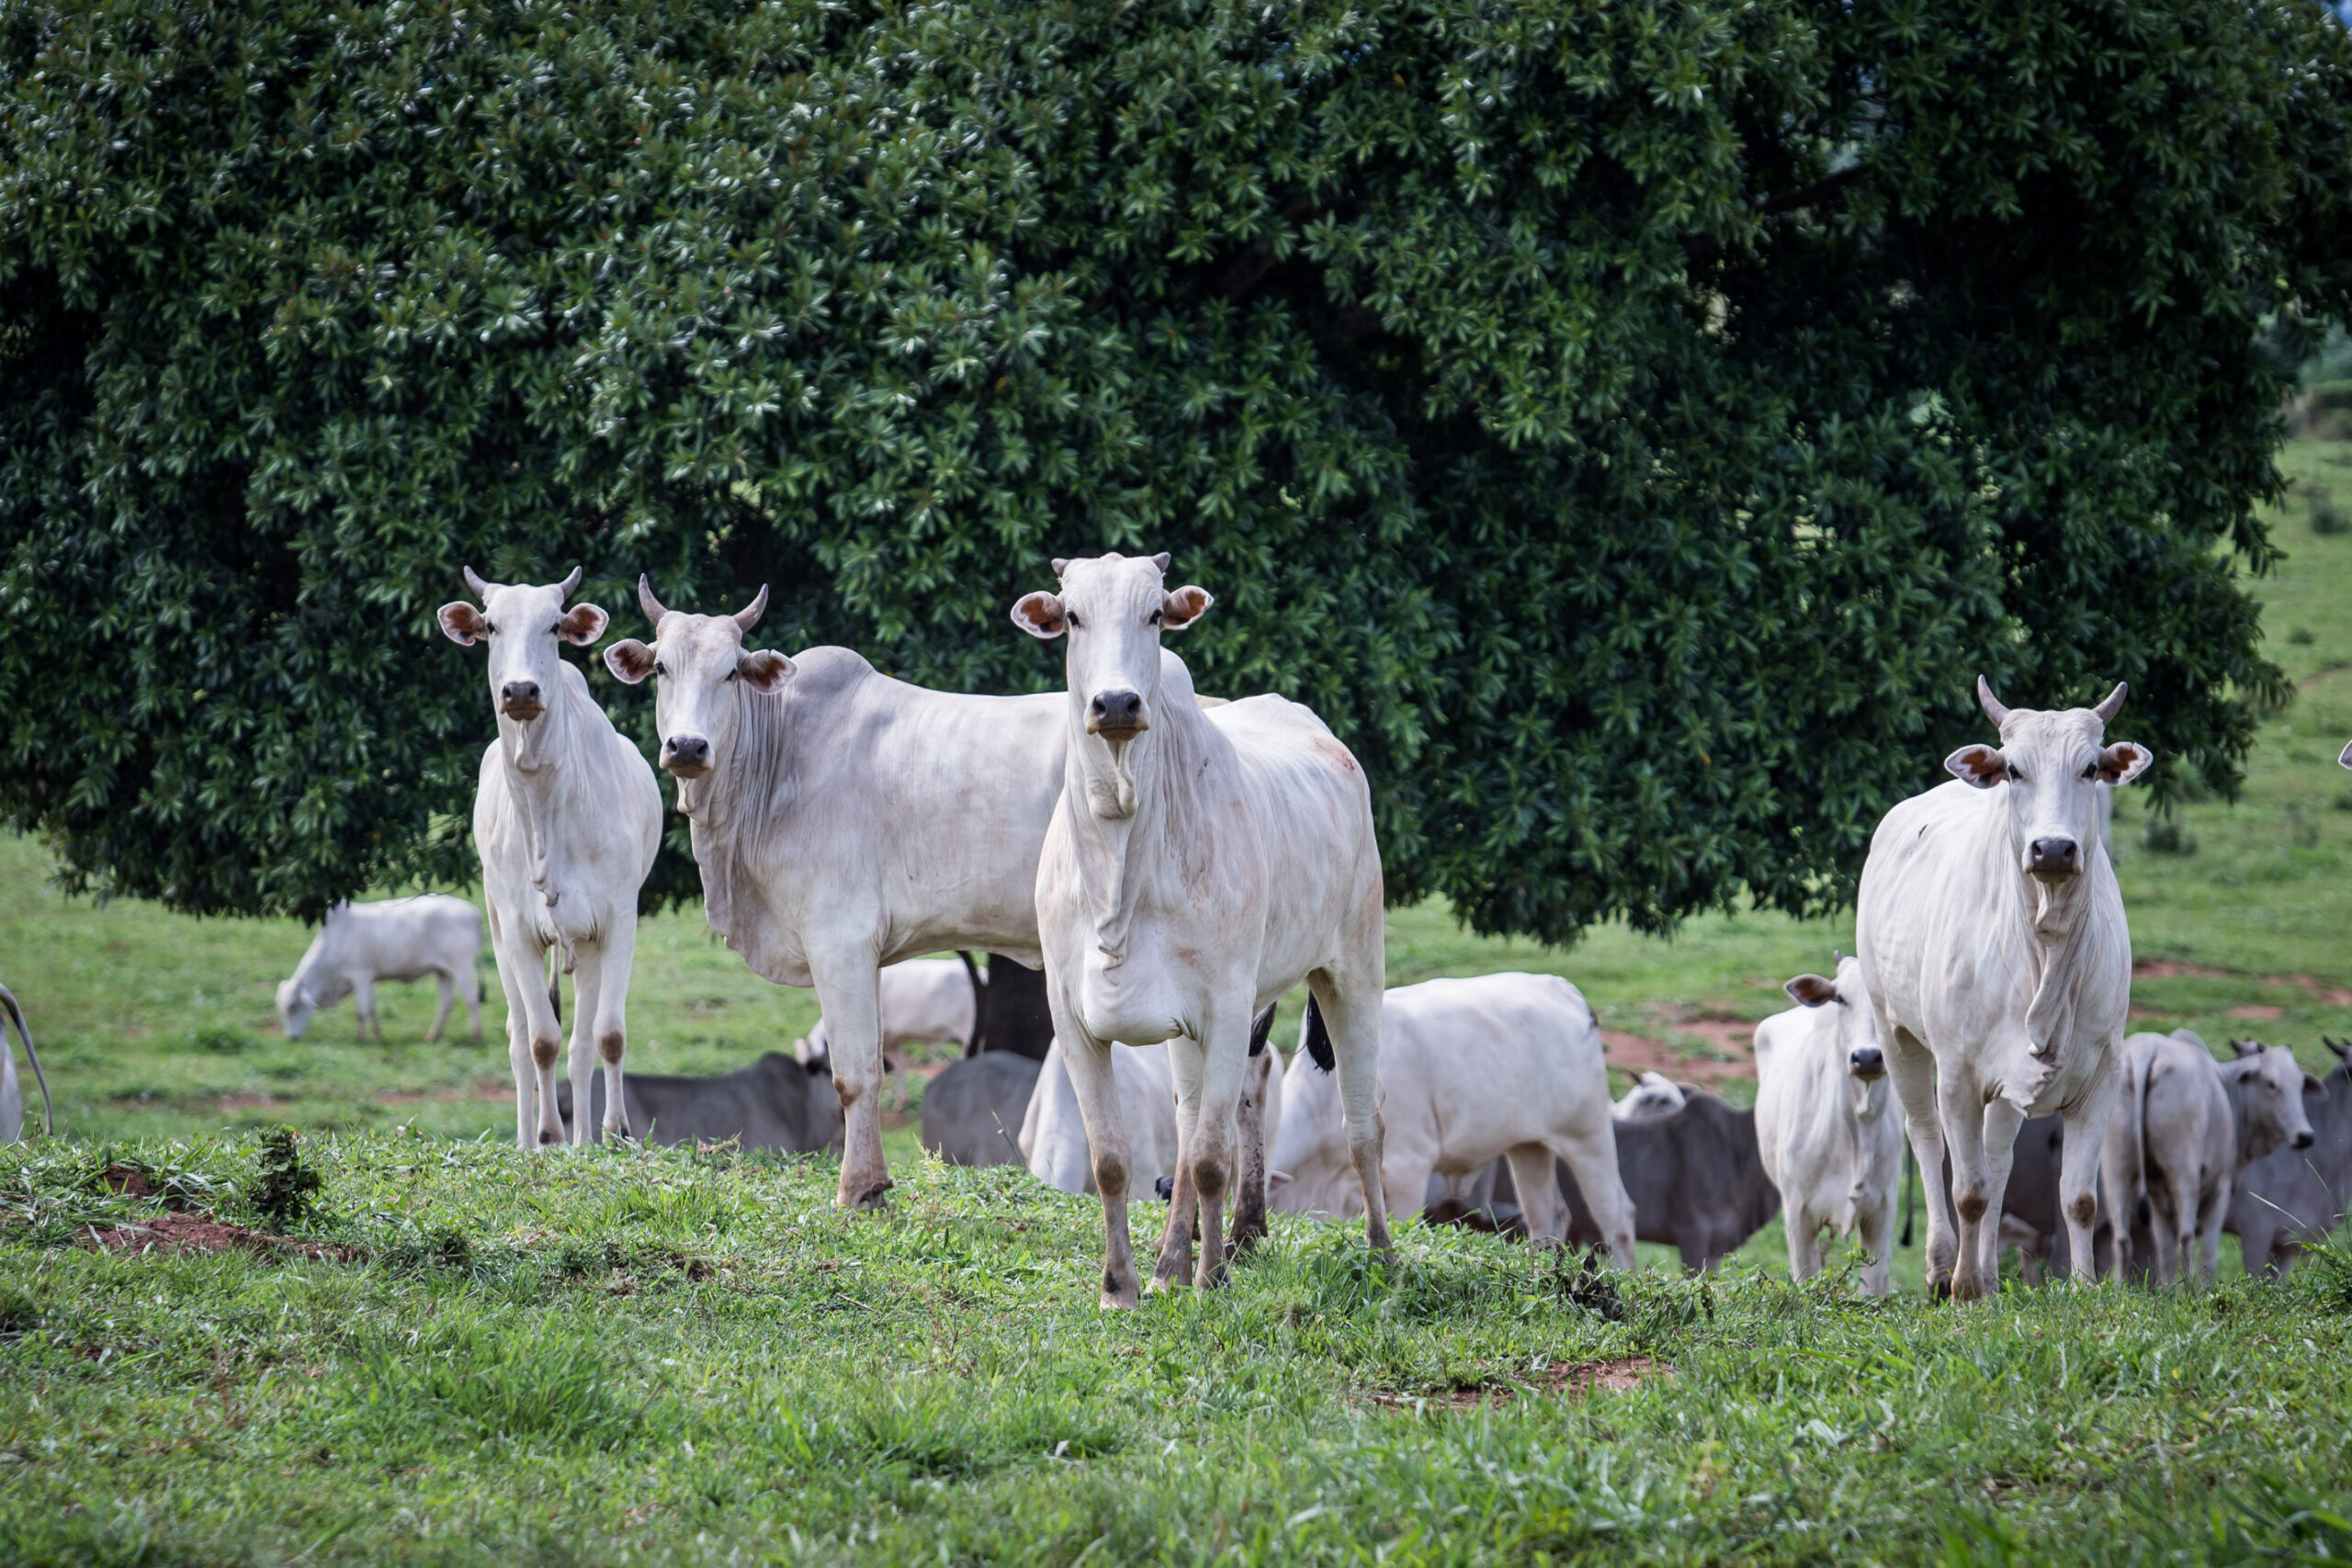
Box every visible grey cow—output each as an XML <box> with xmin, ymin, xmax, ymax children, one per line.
<box><xmin>2230</xmin><ymin>1039</ymin><xmax>2352</xmax><ymax>1277</ymax></box>
<box><xmin>558</xmin><ymin>1053</ymin><xmax>842</xmax><ymax>1152</ymax></box>
<box><xmin>1557</xmin><ymin>1089</ymin><xmax>1781</xmax><ymax>1270</ymax></box>
<box><xmin>921</xmin><ymin>1053</ymin><xmax>1042</xmax><ymax>1168</ymax></box>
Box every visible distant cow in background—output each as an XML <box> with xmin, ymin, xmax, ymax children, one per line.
<box><xmin>2231</xmin><ymin>1038</ymin><xmax>2352</xmax><ymax>1277</ymax></box>
<box><xmin>1559</xmin><ymin>1090</ymin><xmax>1780</xmax><ymax>1271</ymax></box>
<box><xmin>0</xmin><ymin>983</ymin><xmax>51</xmax><ymax>1144</ymax></box>
<box><xmin>558</xmin><ymin>1053</ymin><xmax>842</xmax><ymax>1152</ymax></box>
<box><xmin>1755</xmin><ymin>956</ymin><xmax>1904</xmax><ymax>1294</ymax></box>
<box><xmin>922</xmin><ymin>1052</ymin><xmax>1042</xmax><ymax>1168</ymax></box>
<box><xmin>1615</xmin><ymin>1072</ymin><xmax>1687</xmax><ymax>1120</ymax></box>
<box><xmin>276</xmin><ymin>896</ymin><xmax>483</xmax><ymax>1043</ymax></box>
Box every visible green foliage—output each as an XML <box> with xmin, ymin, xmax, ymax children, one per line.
<box><xmin>246</xmin><ymin>1124</ymin><xmax>321</xmax><ymax>1230</ymax></box>
<box><xmin>0</xmin><ymin>1</ymin><xmax>2346</xmax><ymax>942</ymax></box>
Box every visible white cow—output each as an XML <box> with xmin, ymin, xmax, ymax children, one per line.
<box><xmin>605</xmin><ymin>580</ymin><xmax>1069</xmax><ymax>1211</ymax></box>
<box><xmin>1013</xmin><ymin>552</ymin><xmax>1392</xmax><ymax>1303</ymax></box>
<box><xmin>2102</xmin><ymin>1032</ymin><xmax>2320</xmax><ymax>1285</ymax></box>
<box><xmin>439</xmin><ymin>568</ymin><xmax>662</xmax><ymax>1149</ymax></box>
<box><xmin>1267</xmin><ymin>973</ymin><xmax>1637</xmax><ymax>1264</ymax></box>
<box><xmin>1858</xmin><ymin>677</ymin><xmax>2152</xmax><ymax>1299</ymax></box>
<box><xmin>275</xmin><ymin>896</ymin><xmax>483</xmax><ymax>1043</ymax></box>
<box><xmin>1023</xmin><ymin>1030</ymin><xmax>1286</xmax><ymax>1199</ymax></box>
<box><xmin>1753</xmin><ymin>956</ymin><xmax>1904</xmax><ymax>1294</ymax></box>
<box><xmin>1615</xmin><ymin>1071</ymin><xmax>1688</xmax><ymax>1120</ymax></box>
<box><xmin>0</xmin><ymin>983</ymin><xmax>52</xmax><ymax>1144</ymax></box>
<box><xmin>795</xmin><ymin>956</ymin><xmax>976</xmax><ymax>1103</ymax></box>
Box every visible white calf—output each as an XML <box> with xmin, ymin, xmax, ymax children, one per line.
<box><xmin>1753</xmin><ymin>956</ymin><xmax>1904</xmax><ymax>1294</ymax></box>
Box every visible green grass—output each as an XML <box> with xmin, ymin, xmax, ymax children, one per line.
<box><xmin>4</xmin><ymin>440</ymin><xmax>2352</xmax><ymax>1562</ymax></box>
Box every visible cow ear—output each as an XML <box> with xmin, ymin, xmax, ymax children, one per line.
<box><xmin>1945</xmin><ymin>743</ymin><xmax>2007</xmax><ymax>788</ymax></box>
<box><xmin>1012</xmin><ymin>591</ymin><xmax>1068</xmax><ymax>638</ymax></box>
<box><xmin>1161</xmin><ymin>585</ymin><xmax>1213</xmax><ymax>630</ymax></box>
<box><xmin>605</xmin><ymin>639</ymin><xmax>657</xmax><ymax>685</ymax></box>
<box><xmin>2098</xmin><ymin>741</ymin><xmax>2151</xmax><ymax>785</ymax></box>
<box><xmin>559</xmin><ymin>602</ymin><xmax>609</xmax><ymax>646</ymax></box>
<box><xmin>1784</xmin><ymin>974</ymin><xmax>1838</xmax><ymax>1008</ymax></box>
<box><xmin>438</xmin><ymin>602</ymin><xmax>487</xmax><ymax>646</ymax></box>
<box><xmin>738</xmin><ymin>649</ymin><xmax>792</xmax><ymax>693</ymax></box>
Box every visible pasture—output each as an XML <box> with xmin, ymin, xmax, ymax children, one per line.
<box><xmin>2</xmin><ymin>443</ymin><xmax>2351</xmax><ymax>1562</ymax></box>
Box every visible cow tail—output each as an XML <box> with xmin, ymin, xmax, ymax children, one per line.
<box><xmin>957</xmin><ymin>951</ymin><xmax>987</xmax><ymax>1057</ymax></box>
<box><xmin>1900</xmin><ymin>1142</ymin><xmax>1916</xmax><ymax>1248</ymax></box>
<box><xmin>545</xmin><ymin>948</ymin><xmax>562</xmax><ymax>1029</ymax></box>
<box><xmin>0</xmin><ymin>983</ymin><xmax>52</xmax><ymax>1137</ymax></box>
<box><xmin>1248</xmin><ymin>1003</ymin><xmax>1276</xmax><ymax>1058</ymax></box>
<box><xmin>1304</xmin><ymin>995</ymin><xmax>1335</xmax><ymax>1073</ymax></box>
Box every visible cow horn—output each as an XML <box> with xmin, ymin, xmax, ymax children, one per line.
<box><xmin>734</xmin><ymin>584</ymin><xmax>769</xmax><ymax>631</ymax></box>
<box><xmin>639</xmin><ymin>575</ymin><xmax>669</xmax><ymax>626</ymax></box>
<box><xmin>2232</xmin><ymin>1038</ymin><xmax>2260</xmax><ymax>1058</ymax></box>
<box><xmin>462</xmin><ymin>566</ymin><xmax>493</xmax><ymax>600</ymax></box>
<box><xmin>1975</xmin><ymin>674</ymin><xmax>2011</xmax><ymax>728</ymax></box>
<box><xmin>2326</xmin><ymin>1036</ymin><xmax>2351</xmax><ymax>1063</ymax></box>
<box><xmin>555</xmin><ymin>565</ymin><xmax>582</xmax><ymax>600</ymax></box>
<box><xmin>2093</xmin><ymin>681</ymin><xmax>2128</xmax><ymax>724</ymax></box>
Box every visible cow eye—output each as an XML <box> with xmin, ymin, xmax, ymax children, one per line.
<box><xmin>725</xmin><ymin>669</ymin><xmax>738</xmax><ymax>682</ymax></box>
<box><xmin>2081</xmin><ymin>761</ymin><xmax>2098</xmax><ymax>779</ymax></box>
<box><xmin>1067</xmin><ymin>610</ymin><xmax>1083</xmax><ymax>629</ymax></box>
<box><xmin>653</xmin><ymin>661</ymin><xmax>667</xmax><ymax>677</ymax></box>
<box><xmin>482</xmin><ymin>621</ymin><xmax>497</xmax><ymax>636</ymax></box>
<box><xmin>1148</xmin><ymin>607</ymin><xmax>1162</xmax><ymax>626</ymax></box>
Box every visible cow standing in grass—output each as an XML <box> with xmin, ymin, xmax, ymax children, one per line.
<box><xmin>1858</xmin><ymin>678</ymin><xmax>2151</xmax><ymax>1299</ymax></box>
<box><xmin>1754</xmin><ymin>956</ymin><xmax>1904</xmax><ymax>1294</ymax></box>
<box><xmin>440</xmin><ymin>569</ymin><xmax>661</xmax><ymax>1149</ymax></box>
<box><xmin>1012</xmin><ymin>552</ymin><xmax>1390</xmax><ymax>1304</ymax></box>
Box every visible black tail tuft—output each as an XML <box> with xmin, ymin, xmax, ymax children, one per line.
<box><xmin>1304</xmin><ymin>995</ymin><xmax>1335</xmax><ymax>1073</ymax></box>
<box><xmin>1249</xmin><ymin>1003</ymin><xmax>1276</xmax><ymax>1058</ymax></box>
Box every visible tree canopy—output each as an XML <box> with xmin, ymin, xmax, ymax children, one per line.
<box><xmin>3</xmin><ymin>0</ymin><xmax>2347</xmax><ymax>937</ymax></box>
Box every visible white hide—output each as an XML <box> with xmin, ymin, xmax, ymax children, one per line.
<box><xmin>1856</xmin><ymin>677</ymin><xmax>2151</xmax><ymax>1299</ymax></box>
<box><xmin>275</xmin><ymin>895</ymin><xmax>483</xmax><ymax>1043</ymax></box>
<box><xmin>1014</xmin><ymin>552</ymin><xmax>1391</xmax><ymax>1303</ymax></box>
<box><xmin>1614</xmin><ymin>1071</ymin><xmax>1687</xmax><ymax>1120</ymax></box>
<box><xmin>1752</xmin><ymin>957</ymin><xmax>1904</xmax><ymax>1294</ymax></box>
<box><xmin>440</xmin><ymin>570</ymin><xmax>662</xmax><ymax>1150</ymax></box>
<box><xmin>606</xmin><ymin>581</ymin><xmax>1069</xmax><ymax>1212</ymax></box>
<box><xmin>1022</xmin><ymin>1037</ymin><xmax>1284</xmax><ymax>1198</ymax></box>
<box><xmin>1267</xmin><ymin>973</ymin><xmax>1637</xmax><ymax>1266</ymax></box>
<box><xmin>797</xmin><ymin>956</ymin><xmax>977</xmax><ymax>1065</ymax></box>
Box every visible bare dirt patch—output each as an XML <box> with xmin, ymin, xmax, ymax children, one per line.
<box><xmin>85</xmin><ymin>1210</ymin><xmax>356</xmax><ymax>1263</ymax></box>
<box><xmin>2226</xmin><ymin>1005</ymin><xmax>2287</xmax><ymax>1021</ymax></box>
<box><xmin>1374</xmin><ymin>1356</ymin><xmax>1672</xmax><ymax>1412</ymax></box>
<box><xmin>1603</xmin><ymin>1021</ymin><xmax>1757</xmax><ymax>1086</ymax></box>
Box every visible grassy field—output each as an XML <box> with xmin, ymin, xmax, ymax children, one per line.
<box><xmin>3</xmin><ymin>441</ymin><xmax>2351</xmax><ymax>1562</ymax></box>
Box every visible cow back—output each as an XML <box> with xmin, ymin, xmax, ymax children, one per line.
<box><xmin>1558</xmin><ymin>1091</ymin><xmax>1778</xmax><ymax>1269</ymax></box>
<box><xmin>921</xmin><ymin>1052</ymin><xmax>1042</xmax><ymax>1167</ymax></box>
<box><xmin>558</xmin><ymin>1054</ymin><xmax>842</xmax><ymax>1152</ymax></box>
<box><xmin>2228</xmin><ymin>1059</ymin><xmax>2352</xmax><ymax>1275</ymax></box>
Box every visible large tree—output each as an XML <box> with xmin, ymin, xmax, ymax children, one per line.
<box><xmin>2</xmin><ymin>0</ymin><xmax>2346</xmax><ymax>936</ymax></box>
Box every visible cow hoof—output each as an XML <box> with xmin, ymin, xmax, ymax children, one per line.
<box><xmin>840</xmin><ymin>1178</ymin><xmax>894</xmax><ymax>1212</ymax></box>
<box><xmin>538</xmin><ymin>1130</ymin><xmax>560</xmax><ymax>1147</ymax></box>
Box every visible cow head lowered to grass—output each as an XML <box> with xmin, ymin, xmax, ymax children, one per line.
<box><xmin>603</xmin><ymin>579</ymin><xmax>787</xmax><ymax>797</ymax></box>
<box><xmin>1945</xmin><ymin>675</ymin><xmax>2151</xmax><ymax>883</ymax></box>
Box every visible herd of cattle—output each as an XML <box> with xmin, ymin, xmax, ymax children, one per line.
<box><xmin>2</xmin><ymin>551</ymin><xmax>2346</xmax><ymax>1303</ymax></box>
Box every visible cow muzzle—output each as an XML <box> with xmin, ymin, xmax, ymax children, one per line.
<box><xmin>662</xmin><ymin>734</ymin><xmax>712</xmax><ymax>779</ymax></box>
<box><xmin>1086</xmin><ymin>689</ymin><xmax>1148</xmax><ymax>741</ymax></box>
<box><xmin>499</xmin><ymin>681</ymin><xmax>546</xmax><ymax>721</ymax></box>
<box><xmin>2294</xmin><ymin>1129</ymin><xmax>2316</xmax><ymax>1150</ymax></box>
<box><xmin>2026</xmin><ymin>836</ymin><xmax>2080</xmax><ymax>879</ymax></box>
<box><xmin>1849</xmin><ymin>1046</ymin><xmax>1886</xmax><ymax>1080</ymax></box>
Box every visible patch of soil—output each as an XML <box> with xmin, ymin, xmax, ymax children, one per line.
<box><xmin>101</xmin><ymin>1166</ymin><xmax>159</xmax><ymax>1200</ymax></box>
<box><xmin>377</xmin><ymin>1078</ymin><xmax>514</xmax><ymax>1104</ymax></box>
<box><xmin>216</xmin><ymin>1094</ymin><xmax>284</xmax><ymax>1111</ymax></box>
<box><xmin>86</xmin><ymin>1210</ymin><xmax>356</xmax><ymax>1264</ymax></box>
<box><xmin>1374</xmin><ymin>1356</ymin><xmax>1671</xmax><ymax>1411</ymax></box>
<box><xmin>1603</xmin><ymin>1022</ymin><xmax>1757</xmax><ymax>1086</ymax></box>
<box><xmin>2226</xmin><ymin>1005</ymin><xmax>2286</xmax><ymax>1021</ymax></box>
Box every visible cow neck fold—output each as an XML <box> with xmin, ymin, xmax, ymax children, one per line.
<box><xmin>1065</xmin><ymin>653</ymin><xmax>1215</xmax><ymax>967</ymax></box>
<box><xmin>679</xmin><ymin>677</ymin><xmax>795</xmax><ymax>951</ymax></box>
<box><xmin>495</xmin><ymin>660</ymin><xmax>597</xmax><ymax>943</ymax></box>
<box><xmin>1987</xmin><ymin>816</ymin><xmax>2111</xmax><ymax>1068</ymax></box>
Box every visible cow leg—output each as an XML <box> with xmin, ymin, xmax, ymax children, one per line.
<box><xmin>1940</xmin><ymin>1081</ymin><xmax>2003</xmax><ymax>1302</ymax></box>
<box><xmin>588</xmin><ymin>918</ymin><xmax>639</xmax><ymax>1143</ymax></box>
<box><xmin>1153</xmin><ymin>1033</ymin><xmax>1205</xmax><ymax>1292</ymax></box>
<box><xmin>1544</xmin><ymin>1125</ymin><xmax>1634</xmax><ymax>1268</ymax></box>
<box><xmin>1786</xmin><ymin>1210</ymin><xmax>1823</xmax><ymax>1282</ymax></box>
<box><xmin>1228</xmin><ymin>1047</ymin><xmax>1273</xmax><ymax>1256</ymax></box>
<box><xmin>1857</xmin><ymin>1194</ymin><xmax>1895</xmax><ymax>1297</ymax></box>
<box><xmin>812</xmin><ymin>955</ymin><xmax>891</xmax><ymax>1209</ymax></box>
<box><xmin>2056</xmin><ymin>1066</ymin><xmax>2121</xmax><ymax>1287</ymax></box>
<box><xmin>562</xmin><ymin>950</ymin><xmax>604</xmax><ymax>1147</ymax></box>
<box><xmin>2197</xmin><ymin>1175</ymin><xmax>2229</xmax><ymax>1285</ymax></box>
<box><xmin>1182</xmin><ymin>1009</ymin><xmax>1250</xmax><ymax>1292</ymax></box>
<box><xmin>351</xmin><ymin>976</ymin><xmax>379</xmax><ymax>1043</ymax></box>
<box><xmin>1885</xmin><ymin>1023</ymin><xmax>1957</xmax><ymax>1297</ymax></box>
<box><xmin>1308</xmin><ymin>954</ymin><xmax>1392</xmax><ymax>1258</ymax></box>
<box><xmin>1056</xmin><ymin>1012</ymin><xmax>1140</xmax><ymax>1309</ymax></box>
<box><xmin>1972</xmin><ymin>1098</ymin><xmax>2025</xmax><ymax>1297</ymax></box>
<box><xmin>427</xmin><ymin>972</ymin><xmax>455</xmax><ymax>1044</ymax></box>
<box><xmin>466</xmin><ymin>964</ymin><xmax>483</xmax><ymax>1041</ymax></box>
<box><xmin>489</xmin><ymin>913</ymin><xmax>565</xmax><ymax>1148</ymax></box>
<box><xmin>1504</xmin><ymin>1144</ymin><xmax>1566</xmax><ymax>1248</ymax></box>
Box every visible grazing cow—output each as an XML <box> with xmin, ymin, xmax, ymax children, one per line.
<box><xmin>1023</xmin><ymin>1010</ymin><xmax>1286</xmax><ymax>1201</ymax></box>
<box><xmin>557</xmin><ymin>1053</ymin><xmax>842</xmax><ymax>1152</ymax></box>
<box><xmin>1755</xmin><ymin>956</ymin><xmax>1905</xmax><ymax>1293</ymax></box>
<box><xmin>275</xmin><ymin>896</ymin><xmax>483</xmax><ymax>1043</ymax></box>
<box><xmin>2230</xmin><ymin>1039</ymin><xmax>2352</xmax><ymax>1277</ymax></box>
<box><xmin>1012</xmin><ymin>552</ymin><xmax>1390</xmax><ymax>1303</ymax></box>
<box><xmin>1615</xmin><ymin>1072</ymin><xmax>1688</xmax><ymax>1120</ymax></box>
<box><xmin>1269</xmin><ymin>973</ymin><xmax>1637</xmax><ymax>1266</ymax></box>
<box><xmin>922</xmin><ymin>1051</ymin><xmax>1043</xmax><ymax>1168</ymax></box>
<box><xmin>1857</xmin><ymin>677</ymin><xmax>2152</xmax><ymax>1298</ymax></box>
<box><xmin>2105</xmin><ymin>1032</ymin><xmax>2321</xmax><ymax>1283</ymax></box>
<box><xmin>605</xmin><ymin>581</ymin><xmax>1073</xmax><ymax>1212</ymax></box>
<box><xmin>0</xmin><ymin>983</ymin><xmax>52</xmax><ymax>1143</ymax></box>
<box><xmin>796</xmin><ymin>955</ymin><xmax>978</xmax><ymax>1075</ymax></box>
<box><xmin>1557</xmin><ymin>1090</ymin><xmax>1780</xmax><ymax>1270</ymax></box>
<box><xmin>439</xmin><ymin>568</ymin><xmax>662</xmax><ymax>1149</ymax></box>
